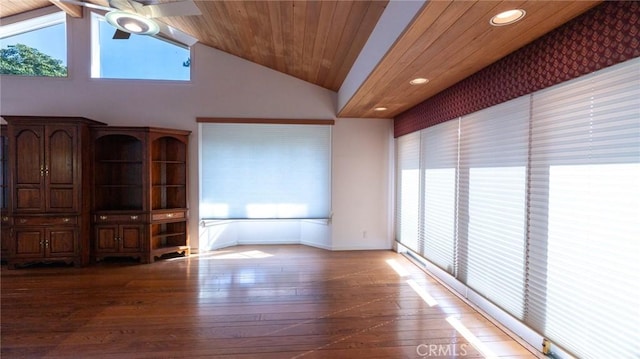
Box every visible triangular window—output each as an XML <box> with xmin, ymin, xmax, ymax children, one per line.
<box><xmin>0</xmin><ymin>10</ymin><xmax>67</xmax><ymax>77</ymax></box>
<box><xmin>91</xmin><ymin>13</ymin><xmax>190</xmax><ymax>81</ymax></box>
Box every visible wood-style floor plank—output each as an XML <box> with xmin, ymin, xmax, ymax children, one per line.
<box><xmin>1</xmin><ymin>245</ymin><xmax>538</xmax><ymax>358</ymax></box>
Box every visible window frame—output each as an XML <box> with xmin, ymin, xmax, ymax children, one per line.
<box><xmin>0</xmin><ymin>7</ymin><xmax>67</xmax><ymax>78</ymax></box>
<box><xmin>89</xmin><ymin>12</ymin><xmax>192</xmax><ymax>82</ymax></box>
<box><xmin>198</xmin><ymin>119</ymin><xmax>335</xmax><ymax>221</ymax></box>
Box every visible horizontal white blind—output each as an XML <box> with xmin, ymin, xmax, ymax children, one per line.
<box><xmin>528</xmin><ymin>58</ymin><xmax>640</xmax><ymax>358</ymax></box>
<box><xmin>458</xmin><ymin>96</ymin><xmax>530</xmax><ymax>320</ymax></box>
<box><xmin>200</xmin><ymin>123</ymin><xmax>331</xmax><ymax>219</ymax></box>
<box><xmin>396</xmin><ymin>132</ymin><xmax>421</xmax><ymax>253</ymax></box>
<box><xmin>420</xmin><ymin>119</ymin><xmax>459</xmax><ymax>274</ymax></box>
<box><xmin>395</xmin><ymin>58</ymin><xmax>639</xmax><ymax>358</ymax></box>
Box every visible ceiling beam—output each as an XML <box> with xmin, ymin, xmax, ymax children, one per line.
<box><xmin>49</xmin><ymin>0</ymin><xmax>83</xmax><ymax>18</ymax></box>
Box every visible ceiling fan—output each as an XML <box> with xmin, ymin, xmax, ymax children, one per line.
<box><xmin>52</xmin><ymin>0</ymin><xmax>201</xmax><ymax>45</ymax></box>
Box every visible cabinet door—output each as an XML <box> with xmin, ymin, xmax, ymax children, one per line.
<box><xmin>13</xmin><ymin>126</ymin><xmax>45</xmax><ymax>212</ymax></box>
<box><xmin>1</xmin><ymin>223</ymin><xmax>11</xmax><ymax>260</ymax></box>
<box><xmin>46</xmin><ymin>228</ymin><xmax>77</xmax><ymax>257</ymax></box>
<box><xmin>95</xmin><ymin>225</ymin><xmax>118</xmax><ymax>253</ymax></box>
<box><xmin>45</xmin><ymin>125</ymin><xmax>77</xmax><ymax>212</ymax></box>
<box><xmin>120</xmin><ymin>225</ymin><xmax>143</xmax><ymax>253</ymax></box>
<box><xmin>13</xmin><ymin>228</ymin><xmax>45</xmax><ymax>258</ymax></box>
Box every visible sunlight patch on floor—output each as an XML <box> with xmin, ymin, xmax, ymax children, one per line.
<box><xmin>447</xmin><ymin>316</ymin><xmax>499</xmax><ymax>359</ymax></box>
<box><xmin>205</xmin><ymin>250</ymin><xmax>274</xmax><ymax>259</ymax></box>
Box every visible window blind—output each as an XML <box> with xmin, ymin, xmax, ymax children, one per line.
<box><xmin>200</xmin><ymin>123</ymin><xmax>331</xmax><ymax>219</ymax></box>
<box><xmin>458</xmin><ymin>96</ymin><xmax>530</xmax><ymax>320</ymax></box>
<box><xmin>395</xmin><ymin>58</ymin><xmax>639</xmax><ymax>358</ymax></box>
<box><xmin>420</xmin><ymin>119</ymin><xmax>459</xmax><ymax>274</ymax></box>
<box><xmin>527</xmin><ymin>59</ymin><xmax>640</xmax><ymax>358</ymax></box>
<box><xmin>396</xmin><ymin>132</ymin><xmax>421</xmax><ymax>253</ymax></box>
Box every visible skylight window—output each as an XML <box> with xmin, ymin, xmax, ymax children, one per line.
<box><xmin>0</xmin><ymin>11</ymin><xmax>67</xmax><ymax>77</ymax></box>
<box><xmin>91</xmin><ymin>13</ymin><xmax>191</xmax><ymax>81</ymax></box>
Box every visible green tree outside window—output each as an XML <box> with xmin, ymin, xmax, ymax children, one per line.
<box><xmin>0</xmin><ymin>44</ymin><xmax>67</xmax><ymax>77</ymax></box>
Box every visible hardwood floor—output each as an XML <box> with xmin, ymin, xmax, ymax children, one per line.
<box><xmin>1</xmin><ymin>245</ymin><xmax>538</xmax><ymax>358</ymax></box>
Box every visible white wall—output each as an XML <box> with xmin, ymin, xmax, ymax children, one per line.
<box><xmin>0</xmin><ymin>9</ymin><xmax>393</xmax><ymax>252</ymax></box>
<box><xmin>331</xmin><ymin>117</ymin><xmax>394</xmax><ymax>250</ymax></box>
<box><xmin>198</xmin><ymin>117</ymin><xmax>393</xmax><ymax>251</ymax></box>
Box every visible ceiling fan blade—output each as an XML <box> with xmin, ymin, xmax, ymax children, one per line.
<box><xmin>112</xmin><ymin>28</ymin><xmax>131</xmax><ymax>39</ymax></box>
<box><xmin>143</xmin><ymin>1</ymin><xmax>201</xmax><ymax>18</ymax></box>
<box><xmin>52</xmin><ymin>0</ymin><xmax>114</xmax><ymax>13</ymax></box>
<box><xmin>155</xmin><ymin>20</ymin><xmax>198</xmax><ymax>46</ymax></box>
<box><xmin>108</xmin><ymin>0</ymin><xmax>137</xmax><ymax>13</ymax></box>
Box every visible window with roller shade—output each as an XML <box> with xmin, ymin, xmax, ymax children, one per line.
<box><xmin>395</xmin><ymin>58</ymin><xmax>639</xmax><ymax>358</ymax></box>
<box><xmin>458</xmin><ymin>96</ymin><xmax>530</xmax><ymax>320</ymax></box>
<box><xmin>526</xmin><ymin>59</ymin><xmax>640</xmax><ymax>358</ymax></box>
<box><xmin>395</xmin><ymin>132</ymin><xmax>420</xmax><ymax>253</ymax></box>
<box><xmin>200</xmin><ymin>122</ymin><xmax>331</xmax><ymax>220</ymax></box>
<box><xmin>420</xmin><ymin>119</ymin><xmax>459</xmax><ymax>275</ymax></box>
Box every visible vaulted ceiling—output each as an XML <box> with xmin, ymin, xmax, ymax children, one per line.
<box><xmin>1</xmin><ymin>0</ymin><xmax>601</xmax><ymax>118</ymax></box>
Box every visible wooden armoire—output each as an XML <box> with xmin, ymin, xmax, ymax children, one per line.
<box><xmin>2</xmin><ymin>116</ymin><xmax>106</xmax><ymax>268</ymax></box>
<box><xmin>1</xmin><ymin>117</ymin><xmax>190</xmax><ymax>268</ymax></box>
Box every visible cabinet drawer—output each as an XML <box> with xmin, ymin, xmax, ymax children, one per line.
<box><xmin>152</xmin><ymin>211</ymin><xmax>185</xmax><ymax>221</ymax></box>
<box><xmin>14</xmin><ymin>216</ymin><xmax>77</xmax><ymax>226</ymax></box>
<box><xmin>94</xmin><ymin>214</ymin><xmax>145</xmax><ymax>223</ymax></box>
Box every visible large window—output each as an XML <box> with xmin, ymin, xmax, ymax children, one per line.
<box><xmin>458</xmin><ymin>96</ymin><xmax>529</xmax><ymax>320</ymax></box>
<box><xmin>0</xmin><ymin>11</ymin><xmax>67</xmax><ymax>77</ymax></box>
<box><xmin>526</xmin><ymin>60</ymin><xmax>640</xmax><ymax>358</ymax></box>
<box><xmin>395</xmin><ymin>132</ymin><xmax>420</xmax><ymax>253</ymax></box>
<box><xmin>395</xmin><ymin>58</ymin><xmax>639</xmax><ymax>358</ymax></box>
<box><xmin>199</xmin><ymin>122</ymin><xmax>332</xmax><ymax>220</ymax></box>
<box><xmin>90</xmin><ymin>13</ymin><xmax>190</xmax><ymax>81</ymax></box>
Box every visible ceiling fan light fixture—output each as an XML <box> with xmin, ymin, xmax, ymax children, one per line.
<box><xmin>105</xmin><ymin>11</ymin><xmax>159</xmax><ymax>35</ymax></box>
<box><xmin>490</xmin><ymin>9</ymin><xmax>526</xmax><ymax>26</ymax></box>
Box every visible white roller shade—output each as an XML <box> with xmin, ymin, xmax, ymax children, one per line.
<box><xmin>396</xmin><ymin>132</ymin><xmax>421</xmax><ymax>253</ymax></box>
<box><xmin>421</xmin><ymin>119</ymin><xmax>459</xmax><ymax>274</ymax></box>
<box><xmin>527</xmin><ymin>58</ymin><xmax>640</xmax><ymax>358</ymax></box>
<box><xmin>458</xmin><ymin>95</ymin><xmax>530</xmax><ymax>320</ymax></box>
<box><xmin>200</xmin><ymin>123</ymin><xmax>331</xmax><ymax>219</ymax></box>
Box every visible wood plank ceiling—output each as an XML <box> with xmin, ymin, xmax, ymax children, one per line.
<box><xmin>339</xmin><ymin>0</ymin><xmax>601</xmax><ymax>118</ymax></box>
<box><xmin>180</xmin><ymin>1</ymin><xmax>388</xmax><ymax>92</ymax></box>
<box><xmin>0</xmin><ymin>0</ymin><xmax>53</xmax><ymax>18</ymax></box>
<box><xmin>1</xmin><ymin>0</ymin><xmax>601</xmax><ymax>119</ymax></box>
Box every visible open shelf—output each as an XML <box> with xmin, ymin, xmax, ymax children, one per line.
<box><xmin>151</xmin><ymin>136</ymin><xmax>187</xmax><ymax>211</ymax></box>
<box><xmin>151</xmin><ymin>221</ymin><xmax>187</xmax><ymax>249</ymax></box>
<box><xmin>94</xmin><ymin>134</ymin><xmax>144</xmax><ymax>212</ymax></box>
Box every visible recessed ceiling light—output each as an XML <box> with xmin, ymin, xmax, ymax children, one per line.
<box><xmin>490</xmin><ymin>9</ymin><xmax>526</xmax><ymax>26</ymax></box>
<box><xmin>410</xmin><ymin>78</ymin><xmax>429</xmax><ymax>85</ymax></box>
<box><xmin>374</xmin><ymin>107</ymin><xmax>388</xmax><ymax>112</ymax></box>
